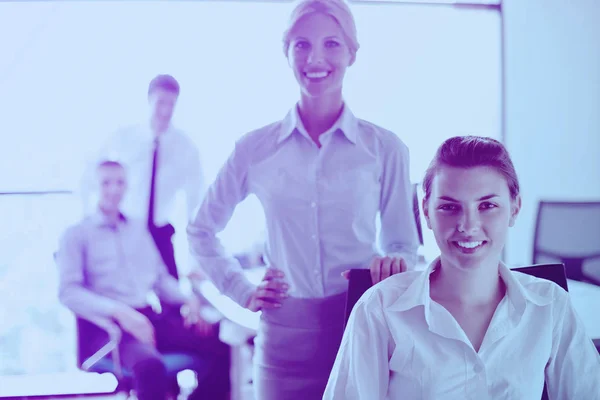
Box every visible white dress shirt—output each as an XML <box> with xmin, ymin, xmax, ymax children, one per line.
<box><xmin>187</xmin><ymin>104</ymin><xmax>419</xmax><ymax>307</ymax></box>
<box><xmin>80</xmin><ymin>124</ymin><xmax>204</xmax><ymax>225</ymax></box>
<box><xmin>324</xmin><ymin>258</ymin><xmax>600</xmax><ymax>400</ymax></box>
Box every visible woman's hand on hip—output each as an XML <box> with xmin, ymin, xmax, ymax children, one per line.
<box><xmin>245</xmin><ymin>268</ymin><xmax>289</xmax><ymax>312</ymax></box>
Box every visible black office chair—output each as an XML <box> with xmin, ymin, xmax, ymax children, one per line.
<box><xmin>344</xmin><ymin>263</ymin><xmax>595</xmax><ymax>400</ymax></box>
<box><xmin>412</xmin><ymin>183</ymin><xmax>424</xmax><ymax>247</ymax></box>
<box><xmin>53</xmin><ymin>253</ymin><xmax>211</xmax><ymax>398</ymax></box>
<box><xmin>532</xmin><ymin>201</ymin><xmax>600</xmax><ymax>285</ymax></box>
<box><xmin>76</xmin><ymin>312</ymin><xmax>211</xmax><ymax>398</ymax></box>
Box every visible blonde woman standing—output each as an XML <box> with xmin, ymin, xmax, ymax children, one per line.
<box><xmin>187</xmin><ymin>1</ymin><xmax>419</xmax><ymax>398</ymax></box>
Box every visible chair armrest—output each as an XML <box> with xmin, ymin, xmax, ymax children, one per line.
<box><xmin>79</xmin><ymin>315</ymin><xmax>124</xmax><ymax>377</ymax></box>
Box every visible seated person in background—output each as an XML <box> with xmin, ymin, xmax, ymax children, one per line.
<box><xmin>324</xmin><ymin>136</ymin><xmax>600</xmax><ymax>399</ymax></box>
<box><xmin>56</xmin><ymin>160</ymin><xmax>230</xmax><ymax>400</ymax></box>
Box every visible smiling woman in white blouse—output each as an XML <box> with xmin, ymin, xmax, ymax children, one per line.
<box><xmin>186</xmin><ymin>0</ymin><xmax>420</xmax><ymax>398</ymax></box>
<box><xmin>324</xmin><ymin>136</ymin><xmax>600</xmax><ymax>400</ymax></box>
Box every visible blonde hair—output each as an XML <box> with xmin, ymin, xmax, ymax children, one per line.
<box><xmin>282</xmin><ymin>0</ymin><xmax>360</xmax><ymax>59</ymax></box>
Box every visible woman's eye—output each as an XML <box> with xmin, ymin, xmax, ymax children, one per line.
<box><xmin>295</xmin><ymin>41</ymin><xmax>309</xmax><ymax>49</ymax></box>
<box><xmin>480</xmin><ymin>202</ymin><xmax>498</xmax><ymax>210</ymax></box>
<box><xmin>325</xmin><ymin>40</ymin><xmax>340</xmax><ymax>48</ymax></box>
<box><xmin>439</xmin><ymin>204</ymin><xmax>458</xmax><ymax>211</ymax></box>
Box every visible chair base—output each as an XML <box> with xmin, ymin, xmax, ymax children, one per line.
<box><xmin>88</xmin><ymin>352</ymin><xmax>209</xmax><ymax>397</ymax></box>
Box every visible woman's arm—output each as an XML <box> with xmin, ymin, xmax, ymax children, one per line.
<box><xmin>545</xmin><ymin>292</ymin><xmax>600</xmax><ymax>399</ymax></box>
<box><xmin>379</xmin><ymin>136</ymin><xmax>420</xmax><ymax>269</ymax></box>
<box><xmin>186</xmin><ymin>139</ymin><xmax>257</xmax><ymax>308</ymax></box>
<box><xmin>183</xmin><ymin>142</ymin><xmax>205</xmax><ymax>222</ymax></box>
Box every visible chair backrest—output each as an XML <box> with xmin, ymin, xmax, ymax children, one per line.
<box><xmin>511</xmin><ymin>263</ymin><xmax>569</xmax><ymax>291</ymax></box>
<box><xmin>533</xmin><ymin>201</ymin><xmax>600</xmax><ymax>283</ymax></box>
<box><xmin>345</xmin><ymin>269</ymin><xmax>375</xmax><ymax>325</ymax></box>
<box><xmin>412</xmin><ymin>183</ymin><xmax>424</xmax><ymax>246</ymax></box>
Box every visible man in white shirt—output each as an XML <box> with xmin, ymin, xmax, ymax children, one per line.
<box><xmin>77</xmin><ymin>76</ymin><xmax>233</xmax><ymax>396</ymax></box>
<box><xmin>80</xmin><ymin>74</ymin><xmax>204</xmax><ymax>279</ymax></box>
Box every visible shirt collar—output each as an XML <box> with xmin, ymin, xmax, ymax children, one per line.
<box><xmin>278</xmin><ymin>103</ymin><xmax>358</xmax><ymax>145</ymax></box>
<box><xmin>91</xmin><ymin>209</ymin><xmax>128</xmax><ymax>228</ymax></box>
<box><xmin>144</xmin><ymin>121</ymin><xmax>174</xmax><ymax>142</ymax></box>
<box><xmin>386</xmin><ymin>258</ymin><xmax>437</xmax><ymax>313</ymax></box>
<box><xmin>498</xmin><ymin>261</ymin><xmax>554</xmax><ymax>311</ymax></box>
<box><xmin>387</xmin><ymin>257</ymin><xmax>553</xmax><ymax>314</ymax></box>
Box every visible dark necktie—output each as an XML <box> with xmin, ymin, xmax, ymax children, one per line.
<box><xmin>148</xmin><ymin>138</ymin><xmax>159</xmax><ymax>228</ymax></box>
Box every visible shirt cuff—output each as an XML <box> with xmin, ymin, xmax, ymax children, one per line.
<box><xmin>228</xmin><ymin>272</ymin><xmax>257</xmax><ymax>308</ymax></box>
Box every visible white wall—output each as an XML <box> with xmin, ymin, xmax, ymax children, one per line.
<box><xmin>503</xmin><ymin>0</ymin><xmax>600</xmax><ymax>265</ymax></box>
<box><xmin>0</xmin><ymin>2</ymin><xmax>500</xmax><ymax>259</ymax></box>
